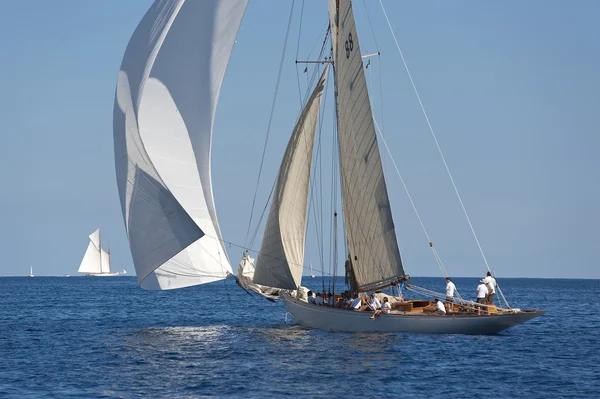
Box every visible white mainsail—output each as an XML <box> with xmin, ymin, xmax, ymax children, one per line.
<box><xmin>329</xmin><ymin>0</ymin><xmax>405</xmax><ymax>292</ymax></box>
<box><xmin>78</xmin><ymin>229</ymin><xmax>103</xmax><ymax>274</ymax></box>
<box><xmin>113</xmin><ymin>0</ymin><xmax>247</xmax><ymax>290</ymax></box>
<box><xmin>252</xmin><ymin>68</ymin><xmax>328</xmax><ymax>290</ymax></box>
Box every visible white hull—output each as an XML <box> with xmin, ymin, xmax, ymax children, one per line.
<box><xmin>84</xmin><ymin>272</ymin><xmax>122</xmax><ymax>277</ymax></box>
<box><xmin>282</xmin><ymin>295</ymin><xmax>545</xmax><ymax>335</ymax></box>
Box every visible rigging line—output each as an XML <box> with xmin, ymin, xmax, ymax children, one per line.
<box><xmin>491</xmin><ymin>270</ymin><xmax>511</xmax><ymax>309</ymax></box>
<box><xmin>247</xmin><ymin>180</ymin><xmax>276</xmax><ymax>250</ymax></box>
<box><xmin>244</xmin><ymin>0</ymin><xmax>296</xmax><ymax>249</ymax></box>
<box><xmin>295</xmin><ymin>0</ymin><xmax>305</xmax><ymax>107</ymax></box>
<box><xmin>372</xmin><ymin>118</ymin><xmax>448</xmax><ymax>278</ymax></box>
<box><xmin>378</xmin><ymin>0</ymin><xmax>492</xmax><ymax>273</ymax></box>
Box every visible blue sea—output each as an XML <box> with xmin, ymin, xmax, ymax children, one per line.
<box><xmin>1</xmin><ymin>276</ymin><xmax>598</xmax><ymax>398</ymax></box>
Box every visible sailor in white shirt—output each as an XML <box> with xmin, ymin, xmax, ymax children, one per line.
<box><xmin>445</xmin><ymin>277</ymin><xmax>456</xmax><ymax>312</ymax></box>
<box><xmin>476</xmin><ymin>280</ymin><xmax>489</xmax><ymax>315</ymax></box>
<box><xmin>483</xmin><ymin>272</ymin><xmax>497</xmax><ymax>305</ymax></box>
<box><xmin>435</xmin><ymin>298</ymin><xmax>446</xmax><ymax>314</ymax></box>
<box><xmin>370</xmin><ymin>296</ymin><xmax>391</xmax><ymax>320</ymax></box>
<box><xmin>307</xmin><ymin>290</ymin><xmax>315</xmax><ymax>304</ymax></box>
<box><xmin>367</xmin><ymin>294</ymin><xmax>381</xmax><ymax>311</ymax></box>
<box><xmin>349</xmin><ymin>296</ymin><xmax>363</xmax><ymax>310</ymax></box>
<box><xmin>314</xmin><ymin>292</ymin><xmax>324</xmax><ymax>306</ymax></box>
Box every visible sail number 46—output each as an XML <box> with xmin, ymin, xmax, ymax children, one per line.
<box><xmin>345</xmin><ymin>33</ymin><xmax>354</xmax><ymax>59</ymax></box>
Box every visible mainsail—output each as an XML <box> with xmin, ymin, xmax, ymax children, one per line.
<box><xmin>253</xmin><ymin>68</ymin><xmax>329</xmax><ymax>290</ymax></box>
<box><xmin>329</xmin><ymin>0</ymin><xmax>405</xmax><ymax>292</ymax></box>
<box><xmin>113</xmin><ymin>0</ymin><xmax>247</xmax><ymax>289</ymax></box>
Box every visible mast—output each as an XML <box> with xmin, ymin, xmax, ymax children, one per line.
<box><xmin>328</xmin><ymin>0</ymin><xmax>405</xmax><ymax>293</ymax></box>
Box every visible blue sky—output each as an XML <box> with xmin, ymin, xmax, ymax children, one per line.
<box><xmin>1</xmin><ymin>1</ymin><xmax>598</xmax><ymax>279</ymax></box>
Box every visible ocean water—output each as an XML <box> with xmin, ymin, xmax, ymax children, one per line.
<box><xmin>0</xmin><ymin>276</ymin><xmax>598</xmax><ymax>398</ymax></box>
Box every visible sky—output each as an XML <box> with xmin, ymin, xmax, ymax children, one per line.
<box><xmin>1</xmin><ymin>0</ymin><xmax>598</xmax><ymax>279</ymax></box>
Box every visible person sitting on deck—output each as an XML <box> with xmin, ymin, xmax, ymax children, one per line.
<box><xmin>327</xmin><ymin>292</ymin><xmax>335</xmax><ymax>307</ymax></box>
<box><xmin>307</xmin><ymin>290</ymin><xmax>315</xmax><ymax>304</ymax></box>
<box><xmin>435</xmin><ymin>298</ymin><xmax>446</xmax><ymax>315</ymax></box>
<box><xmin>367</xmin><ymin>294</ymin><xmax>381</xmax><ymax>311</ymax></box>
<box><xmin>340</xmin><ymin>291</ymin><xmax>352</xmax><ymax>308</ymax></box>
<box><xmin>349</xmin><ymin>296</ymin><xmax>362</xmax><ymax>311</ymax></box>
<box><xmin>476</xmin><ymin>280</ymin><xmax>489</xmax><ymax>315</ymax></box>
<box><xmin>370</xmin><ymin>296</ymin><xmax>391</xmax><ymax>320</ymax></box>
<box><xmin>314</xmin><ymin>292</ymin><xmax>324</xmax><ymax>306</ymax></box>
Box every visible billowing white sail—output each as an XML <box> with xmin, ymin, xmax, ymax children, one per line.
<box><xmin>78</xmin><ymin>230</ymin><xmax>102</xmax><ymax>274</ymax></box>
<box><xmin>253</xmin><ymin>68</ymin><xmax>328</xmax><ymax>290</ymax></box>
<box><xmin>113</xmin><ymin>0</ymin><xmax>247</xmax><ymax>290</ymax></box>
<box><xmin>329</xmin><ymin>1</ymin><xmax>404</xmax><ymax>292</ymax></box>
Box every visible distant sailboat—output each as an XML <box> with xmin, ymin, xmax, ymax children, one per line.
<box><xmin>309</xmin><ymin>261</ymin><xmax>315</xmax><ymax>279</ymax></box>
<box><xmin>28</xmin><ymin>266</ymin><xmax>34</xmax><ymax>278</ymax></box>
<box><xmin>78</xmin><ymin>229</ymin><xmax>123</xmax><ymax>276</ymax></box>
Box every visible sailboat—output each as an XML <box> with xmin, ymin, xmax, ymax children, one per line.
<box><xmin>113</xmin><ymin>0</ymin><xmax>544</xmax><ymax>334</ymax></box>
<box><xmin>28</xmin><ymin>266</ymin><xmax>34</xmax><ymax>278</ymax></box>
<box><xmin>78</xmin><ymin>229</ymin><xmax>122</xmax><ymax>276</ymax></box>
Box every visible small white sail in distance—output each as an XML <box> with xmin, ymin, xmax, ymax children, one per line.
<box><xmin>78</xmin><ymin>229</ymin><xmax>103</xmax><ymax>274</ymax></box>
<box><xmin>113</xmin><ymin>0</ymin><xmax>248</xmax><ymax>290</ymax></box>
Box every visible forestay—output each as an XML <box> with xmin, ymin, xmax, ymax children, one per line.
<box><xmin>113</xmin><ymin>0</ymin><xmax>247</xmax><ymax>290</ymax></box>
<box><xmin>253</xmin><ymin>68</ymin><xmax>329</xmax><ymax>290</ymax></box>
<box><xmin>329</xmin><ymin>0</ymin><xmax>405</xmax><ymax>292</ymax></box>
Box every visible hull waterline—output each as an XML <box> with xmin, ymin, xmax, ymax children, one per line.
<box><xmin>282</xmin><ymin>296</ymin><xmax>545</xmax><ymax>335</ymax></box>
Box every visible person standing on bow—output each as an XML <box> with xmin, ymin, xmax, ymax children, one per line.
<box><xmin>483</xmin><ymin>271</ymin><xmax>497</xmax><ymax>305</ymax></box>
<box><xmin>445</xmin><ymin>277</ymin><xmax>456</xmax><ymax>312</ymax></box>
